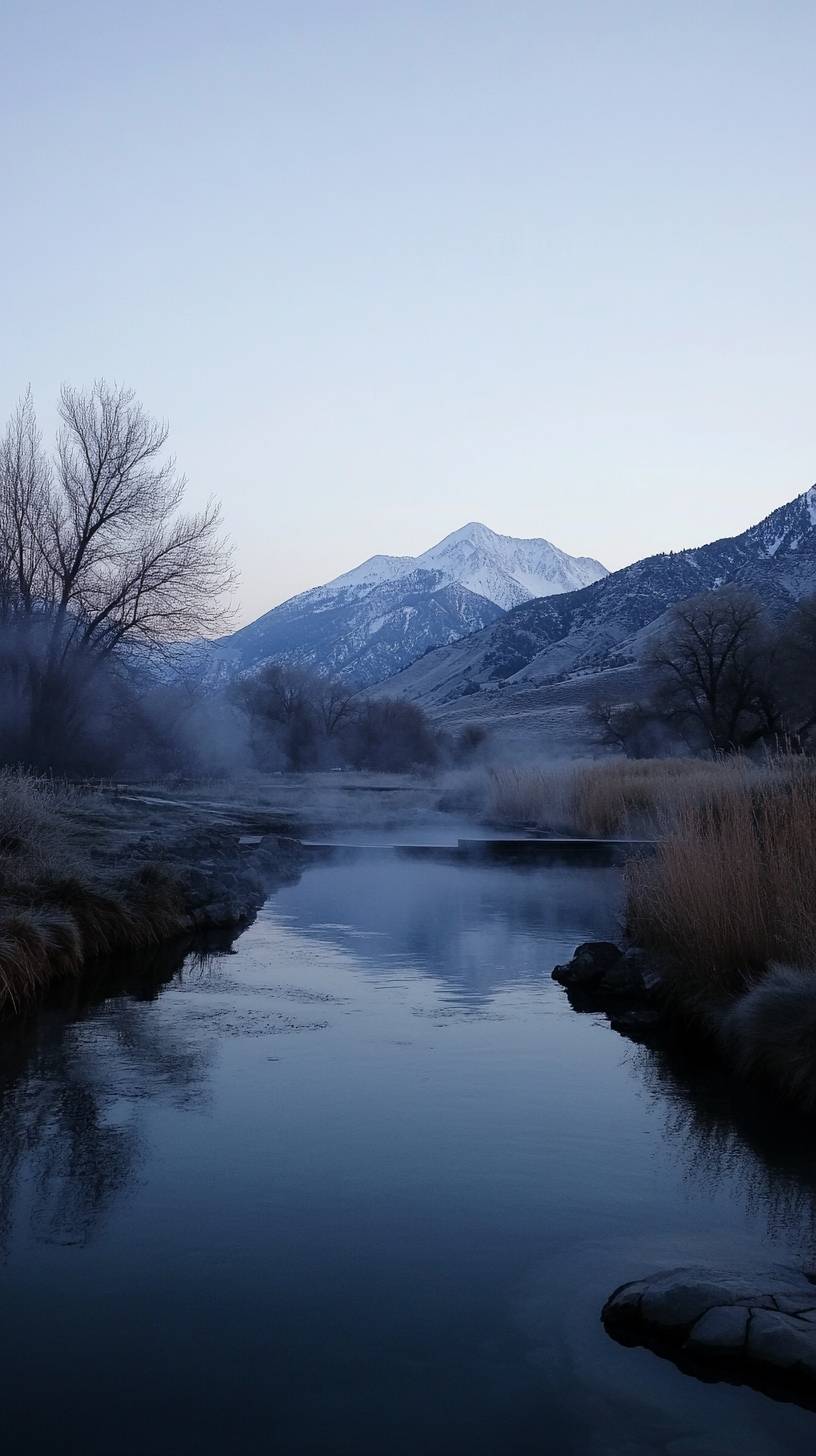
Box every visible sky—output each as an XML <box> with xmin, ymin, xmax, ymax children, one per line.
<box><xmin>1</xmin><ymin>0</ymin><xmax>814</xmax><ymax>625</ymax></box>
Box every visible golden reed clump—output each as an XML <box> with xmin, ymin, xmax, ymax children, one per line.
<box><xmin>626</xmin><ymin>757</ymin><xmax>816</xmax><ymax>1002</ymax></box>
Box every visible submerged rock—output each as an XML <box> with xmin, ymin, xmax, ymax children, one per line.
<box><xmin>603</xmin><ymin>1265</ymin><xmax>816</xmax><ymax>1405</ymax></box>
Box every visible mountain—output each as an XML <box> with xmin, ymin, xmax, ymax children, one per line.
<box><xmin>212</xmin><ymin>523</ymin><xmax>607</xmax><ymax>687</ymax></box>
<box><xmin>212</xmin><ymin>569</ymin><xmax>504</xmax><ymax>687</ymax></box>
<box><xmin>379</xmin><ymin>485</ymin><xmax>816</xmax><ymax>708</ymax></box>
<box><xmin>414</xmin><ymin>522</ymin><xmax>607</xmax><ymax>609</ymax></box>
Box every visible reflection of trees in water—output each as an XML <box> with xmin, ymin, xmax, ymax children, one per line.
<box><xmin>633</xmin><ymin>1036</ymin><xmax>816</xmax><ymax>1250</ymax></box>
<box><xmin>0</xmin><ymin>932</ymin><xmax>238</xmax><ymax>1256</ymax></box>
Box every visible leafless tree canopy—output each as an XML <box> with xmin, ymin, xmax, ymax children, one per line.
<box><xmin>0</xmin><ymin>382</ymin><xmax>235</xmax><ymax>767</ymax></box>
<box><xmin>649</xmin><ymin>588</ymin><xmax>783</xmax><ymax>751</ymax></box>
<box><xmin>0</xmin><ymin>381</ymin><xmax>235</xmax><ymax>663</ymax></box>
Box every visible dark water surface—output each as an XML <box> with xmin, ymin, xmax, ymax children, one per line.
<box><xmin>2</xmin><ymin>854</ymin><xmax>816</xmax><ymax>1454</ymax></box>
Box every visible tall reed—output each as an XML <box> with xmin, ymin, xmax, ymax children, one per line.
<box><xmin>626</xmin><ymin>761</ymin><xmax>816</xmax><ymax>1003</ymax></box>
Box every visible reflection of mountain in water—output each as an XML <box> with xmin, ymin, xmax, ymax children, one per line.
<box><xmin>269</xmin><ymin>857</ymin><xmax>624</xmax><ymax>1005</ymax></box>
<box><xmin>0</xmin><ymin>935</ymin><xmax>237</xmax><ymax>1256</ymax></box>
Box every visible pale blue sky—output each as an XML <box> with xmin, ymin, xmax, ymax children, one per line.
<box><xmin>2</xmin><ymin>1</ymin><xmax>813</xmax><ymax>623</ymax></box>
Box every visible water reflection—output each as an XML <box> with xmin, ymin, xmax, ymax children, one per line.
<box><xmin>0</xmin><ymin>932</ymin><xmax>238</xmax><ymax>1255</ymax></box>
<box><xmin>633</xmin><ymin>1036</ymin><xmax>816</xmax><ymax>1251</ymax></box>
<box><xmin>0</xmin><ymin>856</ymin><xmax>816</xmax><ymax>1453</ymax></box>
<box><xmin>272</xmin><ymin>856</ymin><xmax>624</xmax><ymax>1005</ymax></box>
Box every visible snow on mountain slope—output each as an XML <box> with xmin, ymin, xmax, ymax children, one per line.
<box><xmin>416</xmin><ymin>522</ymin><xmax>607</xmax><ymax>609</ymax></box>
<box><xmin>212</xmin><ymin>522</ymin><xmax>606</xmax><ymax>686</ymax></box>
<box><xmin>213</xmin><ymin>568</ymin><xmax>504</xmax><ymax>687</ymax></box>
<box><xmin>326</xmin><ymin>553</ymin><xmax>416</xmax><ymax>591</ymax></box>
<box><xmin>377</xmin><ymin>484</ymin><xmax>816</xmax><ymax>708</ymax></box>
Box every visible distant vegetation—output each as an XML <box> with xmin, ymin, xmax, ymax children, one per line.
<box><xmin>234</xmin><ymin>662</ymin><xmax>486</xmax><ymax>774</ymax></box>
<box><xmin>591</xmin><ymin>584</ymin><xmax>816</xmax><ymax>757</ymax></box>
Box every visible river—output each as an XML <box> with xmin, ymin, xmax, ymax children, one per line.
<box><xmin>1</xmin><ymin>848</ymin><xmax>815</xmax><ymax>1453</ymax></box>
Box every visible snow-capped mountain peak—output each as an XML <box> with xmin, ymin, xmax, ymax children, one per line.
<box><xmin>416</xmin><ymin>522</ymin><xmax>608</xmax><ymax>610</ymax></box>
<box><xmin>317</xmin><ymin>522</ymin><xmax>607</xmax><ymax>612</ymax></box>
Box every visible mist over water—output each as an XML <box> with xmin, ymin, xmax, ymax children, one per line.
<box><xmin>1</xmin><ymin>854</ymin><xmax>815</xmax><ymax>1454</ymax></box>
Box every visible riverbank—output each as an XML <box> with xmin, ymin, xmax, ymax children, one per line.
<box><xmin>497</xmin><ymin>752</ymin><xmax>816</xmax><ymax>1110</ymax></box>
<box><xmin>0</xmin><ymin>771</ymin><xmax>306</xmax><ymax>1014</ymax></box>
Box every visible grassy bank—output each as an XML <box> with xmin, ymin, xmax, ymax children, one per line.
<box><xmin>0</xmin><ymin>770</ymin><xmax>304</xmax><ymax>1014</ymax></box>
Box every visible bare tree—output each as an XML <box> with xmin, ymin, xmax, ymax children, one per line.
<box><xmin>0</xmin><ymin>381</ymin><xmax>235</xmax><ymax>765</ymax></box>
<box><xmin>314</xmin><ymin>676</ymin><xmax>357</xmax><ymax>737</ymax></box>
<box><xmin>649</xmin><ymin>588</ymin><xmax>782</xmax><ymax>751</ymax></box>
<box><xmin>0</xmin><ymin>389</ymin><xmax>53</xmax><ymax>622</ymax></box>
<box><xmin>234</xmin><ymin>664</ymin><xmax>321</xmax><ymax>770</ymax></box>
<box><xmin>774</xmin><ymin>593</ymin><xmax>816</xmax><ymax>749</ymax></box>
<box><xmin>47</xmin><ymin>382</ymin><xmax>234</xmax><ymax>661</ymax></box>
<box><xmin>587</xmin><ymin>695</ymin><xmax>652</xmax><ymax>756</ymax></box>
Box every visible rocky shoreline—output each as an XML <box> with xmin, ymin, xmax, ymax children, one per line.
<box><xmin>552</xmin><ymin>939</ymin><xmax>816</xmax><ymax>1407</ymax></box>
<box><xmin>603</xmin><ymin>1266</ymin><xmax>816</xmax><ymax>1406</ymax></box>
<box><xmin>551</xmin><ymin>939</ymin><xmax>670</xmax><ymax>1042</ymax></box>
<box><xmin>552</xmin><ymin>940</ymin><xmax>816</xmax><ymax>1109</ymax></box>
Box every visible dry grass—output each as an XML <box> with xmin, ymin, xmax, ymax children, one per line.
<box><xmin>0</xmin><ymin>771</ymin><xmax>193</xmax><ymax>1013</ymax></box>
<box><xmin>485</xmin><ymin>764</ymin><xmax>574</xmax><ymax>830</ymax></box>
<box><xmin>569</xmin><ymin>758</ymin><xmax>744</xmax><ymax>837</ymax></box>
<box><xmin>0</xmin><ymin>769</ymin><xmax>85</xmax><ymax>887</ymax></box>
<box><xmin>626</xmin><ymin>759</ymin><xmax>816</xmax><ymax>1005</ymax></box>
<box><xmin>486</xmin><ymin>756</ymin><xmax>765</xmax><ymax>836</ymax></box>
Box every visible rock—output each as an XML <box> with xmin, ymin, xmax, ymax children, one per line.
<box><xmin>598</xmin><ymin>959</ymin><xmax>645</xmax><ymax>999</ymax></box>
<box><xmin>599</xmin><ymin>947</ymin><xmax>655</xmax><ymax>997</ymax></box>
<box><xmin>748</xmin><ymin>1309</ymin><xmax>816</xmax><ymax>1374</ymax></box>
<box><xmin>773</xmin><ymin>1294</ymin><xmax>816</xmax><ymax>1315</ymax></box>
<box><xmin>551</xmin><ymin>941</ymin><xmax>622</xmax><ymax>987</ymax></box>
<box><xmin>638</xmin><ymin>1270</ymin><xmax>751</xmax><ymax>1328</ymax></box>
<box><xmin>603</xmin><ymin>1279</ymin><xmax>646</xmax><ymax>1316</ymax></box>
<box><xmin>603</xmin><ymin>1265</ymin><xmax>816</xmax><ymax>1405</ymax></box>
<box><xmin>686</xmin><ymin>1305</ymin><xmax>749</xmax><ymax>1354</ymax></box>
<box><xmin>573</xmin><ymin>941</ymin><xmax>623</xmax><ymax>971</ymax></box>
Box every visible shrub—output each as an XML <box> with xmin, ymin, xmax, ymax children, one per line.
<box><xmin>719</xmin><ymin>965</ymin><xmax>816</xmax><ymax>1112</ymax></box>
